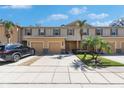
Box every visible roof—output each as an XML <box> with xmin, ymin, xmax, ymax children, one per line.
<box><xmin>110</xmin><ymin>17</ymin><xmax>124</xmax><ymax>27</ymax></box>
<box><xmin>64</xmin><ymin>20</ymin><xmax>93</xmax><ymax>27</ymax></box>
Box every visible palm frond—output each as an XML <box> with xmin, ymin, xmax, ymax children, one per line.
<box><xmin>81</xmin><ymin>36</ymin><xmax>112</xmax><ymax>54</ymax></box>
<box><xmin>78</xmin><ymin>20</ymin><xmax>87</xmax><ymax>27</ymax></box>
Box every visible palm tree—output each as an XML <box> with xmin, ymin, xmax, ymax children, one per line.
<box><xmin>77</xmin><ymin>20</ymin><xmax>87</xmax><ymax>40</ymax></box>
<box><xmin>77</xmin><ymin>20</ymin><xmax>87</xmax><ymax>49</ymax></box>
<box><xmin>0</xmin><ymin>19</ymin><xmax>15</xmax><ymax>43</ymax></box>
<box><xmin>82</xmin><ymin>36</ymin><xmax>111</xmax><ymax>60</ymax></box>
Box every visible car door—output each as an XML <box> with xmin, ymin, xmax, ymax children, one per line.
<box><xmin>21</xmin><ymin>46</ymin><xmax>30</xmax><ymax>55</ymax></box>
<box><xmin>14</xmin><ymin>45</ymin><xmax>24</xmax><ymax>55</ymax></box>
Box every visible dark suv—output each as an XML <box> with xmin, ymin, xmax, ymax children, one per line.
<box><xmin>0</xmin><ymin>44</ymin><xmax>35</xmax><ymax>62</ymax></box>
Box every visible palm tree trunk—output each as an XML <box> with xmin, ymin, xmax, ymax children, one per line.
<box><xmin>7</xmin><ymin>38</ymin><xmax>11</xmax><ymax>44</ymax></box>
<box><xmin>6</xmin><ymin>38</ymin><xmax>9</xmax><ymax>43</ymax></box>
<box><xmin>80</xmin><ymin>33</ymin><xmax>83</xmax><ymax>49</ymax></box>
<box><xmin>8</xmin><ymin>38</ymin><xmax>11</xmax><ymax>44</ymax></box>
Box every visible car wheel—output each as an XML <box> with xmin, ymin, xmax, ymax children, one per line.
<box><xmin>31</xmin><ymin>49</ymin><xmax>35</xmax><ymax>55</ymax></box>
<box><xmin>13</xmin><ymin>54</ymin><xmax>20</xmax><ymax>62</ymax></box>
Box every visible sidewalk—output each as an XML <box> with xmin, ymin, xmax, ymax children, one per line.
<box><xmin>0</xmin><ymin>54</ymin><xmax>124</xmax><ymax>87</ymax></box>
<box><xmin>102</xmin><ymin>55</ymin><xmax>124</xmax><ymax>64</ymax></box>
<box><xmin>0</xmin><ymin>66</ymin><xmax>124</xmax><ymax>84</ymax></box>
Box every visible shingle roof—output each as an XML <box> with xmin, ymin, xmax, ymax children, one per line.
<box><xmin>110</xmin><ymin>17</ymin><xmax>124</xmax><ymax>27</ymax></box>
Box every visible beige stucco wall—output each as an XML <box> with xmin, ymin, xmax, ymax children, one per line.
<box><xmin>22</xmin><ymin>27</ymin><xmax>124</xmax><ymax>41</ymax></box>
<box><xmin>89</xmin><ymin>28</ymin><xmax>96</xmax><ymax>36</ymax></box>
<box><xmin>118</xmin><ymin>28</ymin><xmax>124</xmax><ymax>36</ymax></box>
<box><xmin>102</xmin><ymin>37</ymin><xmax>124</xmax><ymax>53</ymax></box>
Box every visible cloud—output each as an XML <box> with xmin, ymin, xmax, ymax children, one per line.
<box><xmin>69</xmin><ymin>7</ymin><xmax>87</xmax><ymax>15</ymax></box>
<box><xmin>91</xmin><ymin>21</ymin><xmax>112</xmax><ymax>26</ymax></box>
<box><xmin>1</xmin><ymin>5</ymin><xmax>32</xmax><ymax>9</ymax></box>
<box><xmin>47</xmin><ymin>14</ymin><xmax>68</xmax><ymax>21</ymax></box>
<box><xmin>88</xmin><ymin>13</ymin><xmax>109</xmax><ymax>20</ymax></box>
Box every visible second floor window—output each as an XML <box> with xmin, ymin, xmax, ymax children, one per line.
<box><xmin>67</xmin><ymin>29</ymin><xmax>74</xmax><ymax>35</ymax></box>
<box><xmin>53</xmin><ymin>29</ymin><xmax>60</xmax><ymax>36</ymax></box>
<box><xmin>111</xmin><ymin>28</ymin><xmax>118</xmax><ymax>36</ymax></box>
<box><xmin>39</xmin><ymin>28</ymin><xmax>45</xmax><ymax>35</ymax></box>
<box><xmin>83</xmin><ymin>28</ymin><xmax>89</xmax><ymax>35</ymax></box>
<box><xmin>25</xmin><ymin>28</ymin><xmax>32</xmax><ymax>36</ymax></box>
<box><xmin>96</xmin><ymin>28</ymin><xmax>103</xmax><ymax>35</ymax></box>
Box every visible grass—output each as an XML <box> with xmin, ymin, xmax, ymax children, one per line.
<box><xmin>76</xmin><ymin>54</ymin><xmax>124</xmax><ymax>67</ymax></box>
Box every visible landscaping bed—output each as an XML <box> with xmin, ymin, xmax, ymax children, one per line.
<box><xmin>77</xmin><ymin>54</ymin><xmax>124</xmax><ymax>67</ymax></box>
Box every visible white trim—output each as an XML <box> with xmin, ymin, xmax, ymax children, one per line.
<box><xmin>102</xmin><ymin>37</ymin><xmax>124</xmax><ymax>38</ymax></box>
<box><xmin>24</xmin><ymin>36</ymin><xmax>65</xmax><ymax>39</ymax></box>
<box><xmin>30</xmin><ymin>41</ymin><xmax>44</xmax><ymax>48</ymax></box>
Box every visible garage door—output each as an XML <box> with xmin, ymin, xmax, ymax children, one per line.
<box><xmin>31</xmin><ymin>42</ymin><xmax>43</xmax><ymax>55</ymax></box>
<box><xmin>49</xmin><ymin>42</ymin><xmax>61</xmax><ymax>54</ymax></box>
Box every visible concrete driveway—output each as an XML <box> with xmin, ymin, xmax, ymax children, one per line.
<box><xmin>0</xmin><ymin>56</ymin><xmax>40</xmax><ymax>66</ymax></box>
<box><xmin>0</xmin><ymin>54</ymin><xmax>124</xmax><ymax>87</ymax></box>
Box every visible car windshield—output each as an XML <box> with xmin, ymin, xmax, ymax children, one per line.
<box><xmin>5</xmin><ymin>45</ymin><xmax>18</xmax><ymax>50</ymax></box>
<box><xmin>0</xmin><ymin>46</ymin><xmax>5</xmax><ymax>51</ymax></box>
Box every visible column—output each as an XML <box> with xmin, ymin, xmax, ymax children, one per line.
<box><xmin>76</xmin><ymin>41</ymin><xmax>79</xmax><ymax>49</ymax></box>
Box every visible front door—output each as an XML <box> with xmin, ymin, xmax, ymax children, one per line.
<box><xmin>65</xmin><ymin>41</ymin><xmax>76</xmax><ymax>51</ymax></box>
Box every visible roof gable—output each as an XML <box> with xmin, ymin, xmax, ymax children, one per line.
<box><xmin>65</xmin><ymin>20</ymin><xmax>93</xmax><ymax>27</ymax></box>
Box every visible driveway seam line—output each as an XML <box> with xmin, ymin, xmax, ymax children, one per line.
<box><xmin>112</xmin><ymin>72</ymin><xmax>124</xmax><ymax>80</ymax></box>
<box><xmin>83</xmin><ymin>72</ymin><xmax>91</xmax><ymax>84</ymax></box>
<box><xmin>51</xmin><ymin>64</ymin><xmax>58</xmax><ymax>83</ymax></box>
<box><xmin>96</xmin><ymin>72</ymin><xmax>111</xmax><ymax>84</ymax></box>
<box><xmin>67</xmin><ymin>66</ymin><xmax>71</xmax><ymax>84</ymax></box>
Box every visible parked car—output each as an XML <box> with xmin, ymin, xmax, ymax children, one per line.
<box><xmin>0</xmin><ymin>44</ymin><xmax>35</xmax><ymax>62</ymax></box>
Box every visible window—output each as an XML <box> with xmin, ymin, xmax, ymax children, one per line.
<box><xmin>111</xmin><ymin>28</ymin><xmax>118</xmax><ymax>36</ymax></box>
<box><xmin>67</xmin><ymin>29</ymin><xmax>74</xmax><ymax>35</ymax></box>
<box><xmin>80</xmin><ymin>29</ymin><xmax>83</xmax><ymax>34</ymax></box>
<box><xmin>39</xmin><ymin>28</ymin><xmax>45</xmax><ymax>35</ymax></box>
<box><xmin>5</xmin><ymin>45</ymin><xmax>19</xmax><ymax>50</ymax></box>
<box><xmin>96</xmin><ymin>28</ymin><xmax>103</xmax><ymax>35</ymax></box>
<box><xmin>0</xmin><ymin>46</ymin><xmax>5</xmax><ymax>51</ymax></box>
<box><xmin>83</xmin><ymin>28</ymin><xmax>89</xmax><ymax>35</ymax></box>
<box><xmin>53</xmin><ymin>29</ymin><xmax>60</xmax><ymax>36</ymax></box>
<box><xmin>25</xmin><ymin>28</ymin><xmax>32</xmax><ymax>36</ymax></box>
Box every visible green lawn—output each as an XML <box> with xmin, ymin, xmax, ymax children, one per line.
<box><xmin>76</xmin><ymin>54</ymin><xmax>124</xmax><ymax>67</ymax></box>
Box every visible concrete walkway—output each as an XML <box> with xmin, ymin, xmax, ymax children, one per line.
<box><xmin>102</xmin><ymin>55</ymin><xmax>124</xmax><ymax>64</ymax></box>
<box><xmin>0</xmin><ymin>54</ymin><xmax>124</xmax><ymax>87</ymax></box>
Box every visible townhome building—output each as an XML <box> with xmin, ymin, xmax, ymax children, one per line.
<box><xmin>0</xmin><ymin>20</ymin><xmax>124</xmax><ymax>54</ymax></box>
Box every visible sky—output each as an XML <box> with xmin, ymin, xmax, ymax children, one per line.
<box><xmin>0</xmin><ymin>5</ymin><xmax>124</xmax><ymax>26</ymax></box>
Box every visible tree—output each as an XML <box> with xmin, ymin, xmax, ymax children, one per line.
<box><xmin>77</xmin><ymin>20</ymin><xmax>87</xmax><ymax>49</ymax></box>
<box><xmin>81</xmin><ymin>36</ymin><xmax>111</xmax><ymax>61</ymax></box>
<box><xmin>0</xmin><ymin>19</ymin><xmax>15</xmax><ymax>43</ymax></box>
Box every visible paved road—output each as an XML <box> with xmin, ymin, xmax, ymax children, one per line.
<box><xmin>102</xmin><ymin>56</ymin><xmax>124</xmax><ymax>64</ymax></box>
<box><xmin>0</xmin><ymin>54</ymin><xmax>124</xmax><ymax>87</ymax></box>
